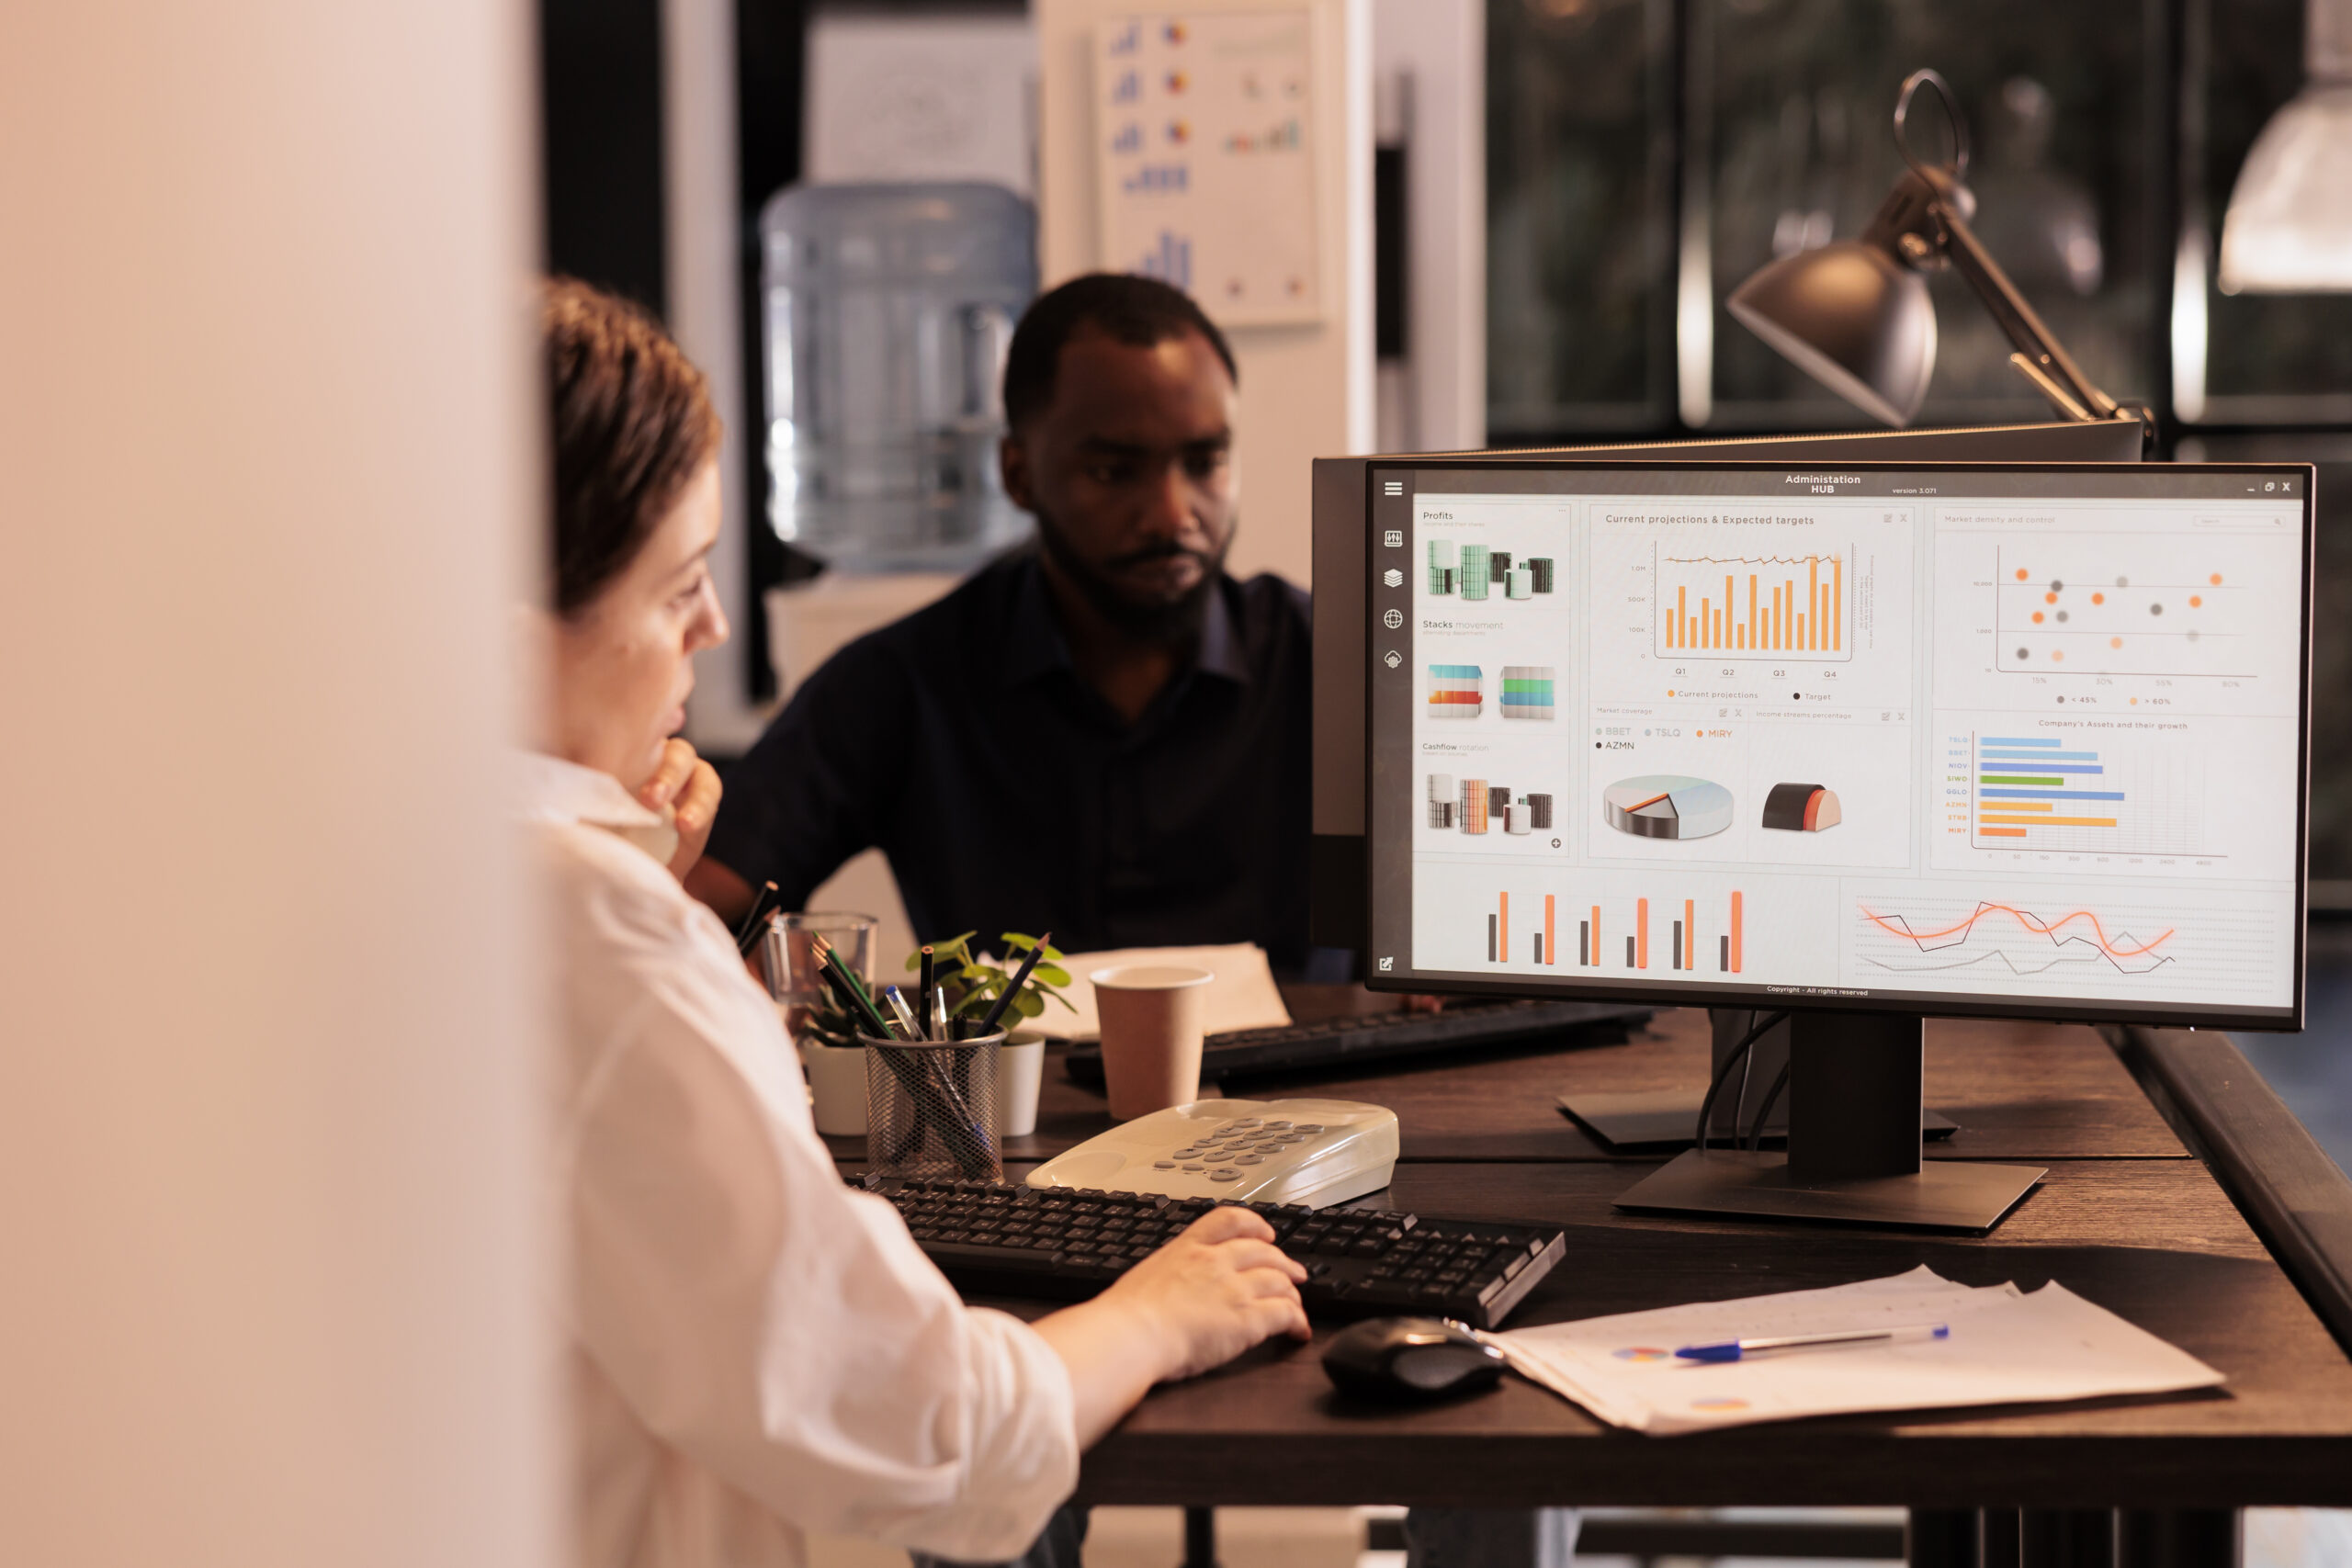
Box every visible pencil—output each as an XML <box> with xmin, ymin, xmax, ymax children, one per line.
<box><xmin>977</xmin><ymin>931</ymin><xmax>1052</xmax><ymax>1035</ymax></box>
<box><xmin>733</xmin><ymin>881</ymin><xmax>780</xmax><ymax>955</ymax></box>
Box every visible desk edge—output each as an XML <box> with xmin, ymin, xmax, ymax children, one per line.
<box><xmin>2109</xmin><ymin>1023</ymin><xmax>2352</xmax><ymax>1357</ymax></box>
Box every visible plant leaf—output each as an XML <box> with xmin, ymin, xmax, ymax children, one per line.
<box><xmin>1031</xmin><ymin>964</ymin><xmax>1071</xmax><ymax>987</ymax></box>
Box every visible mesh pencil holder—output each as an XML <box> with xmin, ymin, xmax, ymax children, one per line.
<box><xmin>861</xmin><ymin>1031</ymin><xmax>1004</xmax><ymax>1183</ymax></box>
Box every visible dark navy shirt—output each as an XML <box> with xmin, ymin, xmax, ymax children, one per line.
<box><xmin>707</xmin><ymin>551</ymin><xmax>1324</xmax><ymax>972</ymax></box>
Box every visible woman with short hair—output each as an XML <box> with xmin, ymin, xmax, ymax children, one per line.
<box><xmin>524</xmin><ymin>277</ymin><xmax>1307</xmax><ymax>1568</ymax></box>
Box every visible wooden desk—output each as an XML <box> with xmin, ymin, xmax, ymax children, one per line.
<box><xmin>836</xmin><ymin>1000</ymin><xmax>2352</xmax><ymax>1521</ymax></box>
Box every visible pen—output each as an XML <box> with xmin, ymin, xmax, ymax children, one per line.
<box><xmin>1675</xmin><ymin>1325</ymin><xmax>1949</xmax><ymax>1362</ymax></box>
<box><xmin>916</xmin><ymin>946</ymin><xmax>935</xmax><ymax>1038</ymax></box>
<box><xmin>882</xmin><ymin>985</ymin><xmax>922</xmax><ymax>1041</ymax></box>
<box><xmin>976</xmin><ymin>931</ymin><xmax>1052</xmax><ymax>1035</ymax></box>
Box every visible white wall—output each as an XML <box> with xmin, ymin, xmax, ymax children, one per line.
<box><xmin>0</xmin><ymin>6</ymin><xmax>553</xmax><ymax>1568</ymax></box>
<box><xmin>1372</xmin><ymin>0</ymin><xmax>1486</xmax><ymax>454</ymax></box>
<box><xmin>1035</xmin><ymin>0</ymin><xmax>1375</xmax><ymax>591</ymax></box>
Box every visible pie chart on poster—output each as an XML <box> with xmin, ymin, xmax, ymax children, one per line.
<box><xmin>1602</xmin><ymin>775</ymin><xmax>1734</xmax><ymax>840</ymax></box>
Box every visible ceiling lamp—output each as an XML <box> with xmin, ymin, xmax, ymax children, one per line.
<box><xmin>2219</xmin><ymin>0</ymin><xmax>2352</xmax><ymax>293</ymax></box>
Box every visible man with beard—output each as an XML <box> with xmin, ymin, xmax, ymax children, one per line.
<box><xmin>687</xmin><ymin>273</ymin><xmax>1336</xmax><ymax>978</ymax></box>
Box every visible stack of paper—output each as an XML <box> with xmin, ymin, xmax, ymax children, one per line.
<box><xmin>1012</xmin><ymin>942</ymin><xmax>1294</xmax><ymax>1043</ymax></box>
<box><xmin>1488</xmin><ymin>1266</ymin><xmax>2222</xmax><ymax>1435</ymax></box>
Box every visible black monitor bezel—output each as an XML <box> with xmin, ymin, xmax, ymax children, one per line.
<box><xmin>1361</xmin><ymin>458</ymin><xmax>2314</xmax><ymax>1032</ymax></box>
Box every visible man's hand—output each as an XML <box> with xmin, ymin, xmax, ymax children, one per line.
<box><xmin>638</xmin><ymin>738</ymin><xmax>722</xmax><ymax>881</ymax></box>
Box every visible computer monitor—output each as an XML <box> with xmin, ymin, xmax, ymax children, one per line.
<box><xmin>1360</xmin><ymin>458</ymin><xmax>2313</xmax><ymax>1230</ymax></box>
<box><xmin>1310</xmin><ymin>420</ymin><xmax>2151</xmax><ymax>953</ymax></box>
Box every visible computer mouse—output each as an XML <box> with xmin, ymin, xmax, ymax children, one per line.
<box><xmin>1321</xmin><ymin>1316</ymin><xmax>1509</xmax><ymax>1399</ymax></box>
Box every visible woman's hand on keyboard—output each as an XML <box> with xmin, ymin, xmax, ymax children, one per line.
<box><xmin>1109</xmin><ymin>1204</ymin><xmax>1312</xmax><ymax>1380</ymax></box>
<box><xmin>1031</xmin><ymin>1204</ymin><xmax>1308</xmax><ymax>1444</ymax></box>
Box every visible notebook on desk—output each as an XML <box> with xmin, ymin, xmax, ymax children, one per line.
<box><xmin>1015</xmin><ymin>942</ymin><xmax>1295</xmax><ymax>1042</ymax></box>
<box><xmin>1063</xmin><ymin>996</ymin><xmax>1651</xmax><ymax>1085</ymax></box>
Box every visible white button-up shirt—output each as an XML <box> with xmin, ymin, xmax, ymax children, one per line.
<box><xmin>521</xmin><ymin>753</ymin><xmax>1077</xmax><ymax>1568</ymax></box>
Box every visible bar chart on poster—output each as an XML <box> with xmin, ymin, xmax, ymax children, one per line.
<box><xmin>1091</xmin><ymin>8</ymin><xmax>1325</xmax><ymax>326</ymax></box>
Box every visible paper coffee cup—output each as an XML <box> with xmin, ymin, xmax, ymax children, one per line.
<box><xmin>1090</xmin><ymin>964</ymin><xmax>1215</xmax><ymax>1122</ymax></box>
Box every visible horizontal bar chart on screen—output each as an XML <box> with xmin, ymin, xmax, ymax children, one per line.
<box><xmin>1951</xmin><ymin>732</ymin><xmax>2209</xmax><ymax>858</ymax></box>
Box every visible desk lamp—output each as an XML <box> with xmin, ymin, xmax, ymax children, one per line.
<box><xmin>1727</xmin><ymin>70</ymin><xmax>2152</xmax><ymax>445</ymax></box>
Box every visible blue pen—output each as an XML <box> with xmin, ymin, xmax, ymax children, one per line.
<box><xmin>1675</xmin><ymin>1324</ymin><xmax>1950</xmax><ymax>1362</ymax></box>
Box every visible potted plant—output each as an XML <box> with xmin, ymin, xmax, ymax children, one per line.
<box><xmin>802</xmin><ymin>932</ymin><xmax>1073</xmax><ymax>1139</ymax></box>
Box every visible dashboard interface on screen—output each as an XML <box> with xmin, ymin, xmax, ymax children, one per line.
<box><xmin>1363</xmin><ymin>464</ymin><xmax>2312</xmax><ymax>1028</ymax></box>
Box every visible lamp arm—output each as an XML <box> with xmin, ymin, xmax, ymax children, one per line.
<box><xmin>1929</xmin><ymin>200</ymin><xmax>2121</xmax><ymax>422</ymax></box>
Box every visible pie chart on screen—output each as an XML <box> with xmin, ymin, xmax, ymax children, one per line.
<box><xmin>1602</xmin><ymin>775</ymin><xmax>1734</xmax><ymax>840</ymax></box>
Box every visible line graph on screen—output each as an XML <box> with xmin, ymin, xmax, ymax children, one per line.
<box><xmin>1860</xmin><ymin>900</ymin><xmax>2176</xmax><ymax>976</ymax></box>
<box><xmin>1848</xmin><ymin>892</ymin><xmax>2279</xmax><ymax>1004</ymax></box>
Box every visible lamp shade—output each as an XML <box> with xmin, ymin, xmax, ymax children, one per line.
<box><xmin>2218</xmin><ymin>83</ymin><xmax>2352</xmax><ymax>293</ymax></box>
<box><xmin>1727</xmin><ymin>241</ymin><xmax>1937</xmax><ymax>426</ymax></box>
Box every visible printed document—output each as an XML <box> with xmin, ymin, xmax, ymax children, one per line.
<box><xmin>1489</xmin><ymin>1266</ymin><xmax>2222</xmax><ymax>1434</ymax></box>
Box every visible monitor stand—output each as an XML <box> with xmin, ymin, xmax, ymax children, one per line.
<box><xmin>1557</xmin><ymin>1010</ymin><xmax>1960</xmax><ymax>1151</ymax></box>
<box><xmin>1611</xmin><ymin>1010</ymin><xmax>2045</xmax><ymax>1235</ymax></box>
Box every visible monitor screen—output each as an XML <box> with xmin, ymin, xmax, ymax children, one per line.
<box><xmin>1363</xmin><ymin>461</ymin><xmax>2312</xmax><ymax>1030</ymax></box>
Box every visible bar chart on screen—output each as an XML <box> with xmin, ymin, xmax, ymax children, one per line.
<box><xmin>1653</xmin><ymin>545</ymin><xmax>1859</xmax><ymax>663</ymax></box>
<box><xmin>1587</xmin><ymin>505</ymin><xmax>1915</xmax><ymax>710</ymax></box>
<box><xmin>1846</xmin><ymin>888</ymin><xmax>2287</xmax><ymax>1007</ymax></box>
<box><xmin>1411</xmin><ymin>862</ymin><xmax>1842</xmax><ymax>986</ymax></box>
<box><xmin>1471</xmin><ymin>886</ymin><xmax>1747</xmax><ymax>973</ymax></box>
<box><xmin>1934</xmin><ymin>729</ymin><xmax>2209</xmax><ymax>861</ymax></box>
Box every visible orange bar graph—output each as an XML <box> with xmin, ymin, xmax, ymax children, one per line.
<box><xmin>1662</xmin><ymin>554</ymin><xmax>1846</xmax><ymax>653</ymax></box>
<box><xmin>1544</xmin><ymin>895</ymin><xmax>1557</xmax><ymax>966</ymax></box>
<box><xmin>1590</xmin><ymin>905</ymin><xmax>1600</xmax><ymax>967</ymax></box>
<box><xmin>1636</xmin><ymin>898</ymin><xmax>1649</xmax><ymax>970</ymax></box>
<box><xmin>1730</xmin><ymin>890</ymin><xmax>1743</xmax><ymax>972</ymax></box>
<box><xmin>1683</xmin><ymin>898</ymin><xmax>1696</xmax><ymax>971</ymax></box>
<box><xmin>1498</xmin><ymin>892</ymin><xmax>1509</xmax><ymax>960</ymax></box>
<box><xmin>1982</xmin><ymin>827</ymin><xmax>2029</xmax><ymax>838</ymax></box>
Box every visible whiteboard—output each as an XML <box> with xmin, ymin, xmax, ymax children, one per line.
<box><xmin>1092</xmin><ymin>8</ymin><xmax>1325</xmax><ymax>327</ymax></box>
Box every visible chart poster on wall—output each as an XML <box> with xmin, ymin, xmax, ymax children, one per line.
<box><xmin>1092</xmin><ymin>8</ymin><xmax>1323</xmax><ymax>326</ymax></box>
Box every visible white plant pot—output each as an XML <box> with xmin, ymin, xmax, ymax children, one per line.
<box><xmin>802</xmin><ymin>1039</ymin><xmax>869</xmax><ymax>1137</ymax></box>
<box><xmin>994</xmin><ymin>1033</ymin><xmax>1046</xmax><ymax>1139</ymax></box>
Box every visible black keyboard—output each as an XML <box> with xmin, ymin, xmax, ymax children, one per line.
<box><xmin>871</xmin><ymin>1177</ymin><xmax>1568</xmax><ymax>1330</ymax></box>
<box><xmin>1062</xmin><ymin>998</ymin><xmax>1650</xmax><ymax>1086</ymax></box>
